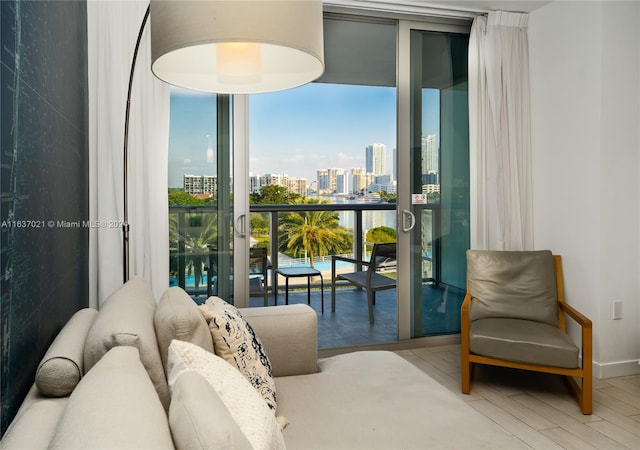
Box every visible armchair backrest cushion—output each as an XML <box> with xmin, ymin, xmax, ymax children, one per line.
<box><xmin>467</xmin><ymin>250</ymin><xmax>558</xmax><ymax>326</ymax></box>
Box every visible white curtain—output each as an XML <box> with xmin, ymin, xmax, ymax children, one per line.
<box><xmin>469</xmin><ymin>11</ymin><xmax>533</xmax><ymax>251</ymax></box>
<box><xmin>88</xmin><ymin>0</ymin><xmax>170</xmax><ymax>307</ymax></box>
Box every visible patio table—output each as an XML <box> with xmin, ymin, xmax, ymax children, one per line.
<box><xmin>275</xmin><ymin>267</ymin><xmax>324</xmax><ymax>313</ymax></box>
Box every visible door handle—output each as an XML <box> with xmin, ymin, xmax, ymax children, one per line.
<box><xmin>402</xmin><ymin>209</ymin><xmax>415</xmax><ymax>232</ymax></box>
<box><xmin>235</xmin><ymin>214</ymin><xmax>246</xmax><ymax>237</ymax></box>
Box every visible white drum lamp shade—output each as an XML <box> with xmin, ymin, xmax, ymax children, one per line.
<box><xmin>150</xmin><ymin>0</ymin><xmax>325</xmax><ymax>94</ymax></box>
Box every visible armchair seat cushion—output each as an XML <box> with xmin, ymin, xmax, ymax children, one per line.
<box><xmin>470</xmin><ymin>318</ymin><xmax>579</xmax><ymax>368</ymax></box>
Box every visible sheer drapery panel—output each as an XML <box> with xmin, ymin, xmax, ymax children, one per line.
<box><xmin>469</xmin><ymin>11</ymin><xmax>533</xmax><ymax>251</ymax></box>
<box><xmin>88</xmin><ymin>0</ymin><xmax>170</xmax><ymax>306</ymax></box>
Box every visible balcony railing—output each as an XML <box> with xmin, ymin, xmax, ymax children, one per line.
<box><xmin>169</xmin><ymin>201</ymin><xmax>438</xmax><ymax>300</ymax></box>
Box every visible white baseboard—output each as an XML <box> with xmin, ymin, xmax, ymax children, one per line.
<box><xmin>594</xmin><ymin>359</ymin><xmax>640</xmax><ymax>379</ymax></box>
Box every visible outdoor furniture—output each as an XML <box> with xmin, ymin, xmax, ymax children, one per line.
<box><xmin>249</xmin><ymin>247</ymin><xmax>270</xmax><ymax>306</ymax></box>
<box><xmin>331</xmin><ymin>243</ymin><xmax>396</xmax><ymax>324</ymax></box>
<box><xmin>275</xmin><ymin>267</ymin><xmax>324</xmax><ymax>313</ymax></box>
<box><xmin>461</xmin><ymin>250</ymin><xmax>593</xmax><ymax>414</ymax></box>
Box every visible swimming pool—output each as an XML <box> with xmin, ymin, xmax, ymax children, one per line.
<box><xmin>169</xmin><ymin>258</ymin><xmax>355</xmax><ymax>288</ymax></box>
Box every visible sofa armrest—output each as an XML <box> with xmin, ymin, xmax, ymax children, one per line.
<box><xmin>241</xmin><ymin>304</ymin><xmax>318</xmax><ymax>377</ymax></box>
<box><xmin>0</xmin><ymin>385</ymin><xmax>68</xmax><ymax>450</ymax></box>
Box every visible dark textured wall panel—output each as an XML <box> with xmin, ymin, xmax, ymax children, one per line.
<box><xmin>1</xmin><ymin>1</ymin><xmax>89</xmax><ymax>435</ymax></box>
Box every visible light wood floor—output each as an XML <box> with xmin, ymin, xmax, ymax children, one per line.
<box><xmin>398</xmin><ymin>345</ymin><xmax>640</xmax><ymax>450</ymax></box>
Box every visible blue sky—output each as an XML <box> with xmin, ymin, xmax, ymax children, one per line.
<box><xmin>168</xmin><ymin>84</ymin><xmax>439</xmax><ymax>187</ymax></box>
<box><xmin>249</xmin><ymin>83</ymin><xmax>396</xmax><ymax>182</ymax></box>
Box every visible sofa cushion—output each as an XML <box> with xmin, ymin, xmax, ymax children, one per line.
<box><xmin>467</xmin><ymin>250</ymin><xmax>559</xmax><ymax>325</ymax></box>
<box><xmin>276</xmin><ymin>351</ymin><xmax>523</xmax><ymax>449</ymax></box>
<box><xmin>200</xmin><ymin>297</ymin><xmax>277</xmax><ymax>412</ymax></box>
<box><xmin>49</xmin><ymin>346</ymin><xmax>174</xmax><ymax>450</ymax></box>
<box><xmin>169</xmin><ymin>370</ymin><xmax>253</xmax><ymax>450</ymax></box>
<box><xmin>83</xmin><ymin>277</ymin><xmax>170</xmax><ymax>410</ymax></box>
<box><xmin>469</xmin><ymin>318</ymin><xmax>579</xmax><ymax>368</ymax></box>
<box><xmin>155</xmin><ymin>286</ymin><xmax>214</xmax><ymax>373</ymax></box>
<box><xmin>36</xmin><ymin>307</ymin><xmax>98</xmax><ymax>397</ymax></box>
<box><xmin>167</xmin><ymin>340</ymin><xmax>285</xmax><ymax>450</ymax></box>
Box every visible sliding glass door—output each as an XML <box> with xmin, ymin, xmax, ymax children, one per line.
<box><xmin>397</xmin><ymin>22</ymin><xmax>470</xmax><ymax>339</ymax></box>
<box><xmin>168</xmin><ymin>92</ymin><xmax>237</xmax><ymax>303</ymax></box>
<box><xmin>169</xmin><ymin>13</ymin><xmax>471</xmax><ymax>345</ymax></box>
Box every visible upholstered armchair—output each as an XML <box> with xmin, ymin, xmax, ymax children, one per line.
<box><xmin>461</xmin><ymin>250</ymin><xmax>592</xmax><ymax>414</ymax></box>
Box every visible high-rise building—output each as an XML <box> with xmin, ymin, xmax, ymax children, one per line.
<box><xmin>328</xmin><ymin>168</ymin><xmax>344</xmax><ymax>193</ymax></box>
<box><xmin>287</xmin><ymin>177</ymin><xmax>307</xmax><ymax>196</ymax></box>
<box><xmin>421</xmin><ymin>134</ymin><xmax>439</xmax><ymax>196</ymax></box>
<box><xmin>336</xmin><ymin>172</ymin><xmax>351</xmax><ymax>194</ymax></box>
<box><xmin>184</xmin><ymin>174</ymin><xmax>217</xmax><ymax>196</ymax></box>
<box><xmin>251</xmin><ymin>173</ymin><xmax>305</xmax><ymax>196</ymax></box>
<box><xmin>317</xmin><ymin>169</ymin><xmax>330</xmax><ymax>191</ymax></box>
<box><xmin>351</xmin><ymin>168</ymin><xmax>374</xmax><ymax>194</ymax></box>
<box><xmin>392</xmin><ymin>147</ymin><xmax>397</xmax><ymax>181</ymax></box>
<box><xmin>261</xmin><ymin>173</ymin><xmax>287</xmax><ymax>188</ymax></box>
<box><xmin>365</xmin><ymin>143</ymin><xmax>386</xmax><ymax>175</ymax></box>
<box><xmin>184</xmin><ymin>174</ymin><xmax>202</xmax><ymax>194</ymax></box>
<box><xmin>249</xmin><ymin>174</ymin><xmax>260</xmax><ymax>194</ymax></box>
<box><xmin>421</xmin><ymin>134</ymin><xmax>438</xmax><ymax>173</ymax></box>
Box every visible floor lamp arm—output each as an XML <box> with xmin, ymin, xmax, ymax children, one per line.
<box><xmin>123</xmin><ymin>5</ymin><xmax>151</xmax><ymax>283</ymax></box>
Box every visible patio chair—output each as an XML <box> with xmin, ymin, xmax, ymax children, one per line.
<box><xmin>461</xmin><ymin>250</ymin><xmax>593</xmax><ymax>414</ymax></box>
<box><xmin>331</xmin><ymin>243</ymin><xmax>396</xmax><ymax>323</ymax></box>
<box><xmin>249</xmin><ymin>247</ymin><xmax>270</xmax><ymax>306</ymax></box>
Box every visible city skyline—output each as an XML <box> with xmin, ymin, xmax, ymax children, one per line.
<box><xmin>168</xmin><ymin>84</ymin><xmax>439</xmax><ymax>188</ymax></box>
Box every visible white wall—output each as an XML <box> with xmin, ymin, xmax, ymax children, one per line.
<box><xmin>529</xmin><ymin>1</ymin><xmax>640</xmax><ymax>378</ymax></box>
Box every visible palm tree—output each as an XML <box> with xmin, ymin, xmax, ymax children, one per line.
<box><xmin>169</xmin><ymin>212</ymin><xmax>218</xmax><ymax>288</ymax></box>
<box><xmin>279</xmin><ymin>200</ymin><xmax>352</xmax><ymax>268</ymax></box>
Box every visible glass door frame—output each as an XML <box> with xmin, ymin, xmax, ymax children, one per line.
<box><xmin>396</xmin><ymin>20</ymin><xmax>470</xmax><ymax>340</ymax></box>
<box><xmin>232</xmin><ymin>95</ymin><xmax>251</xmax><ymax>307</ymax></box>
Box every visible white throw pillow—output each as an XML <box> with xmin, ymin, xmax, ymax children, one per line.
<box><xmin>169</xmin><ymin>371</ymin><xmax>253</xmax><ymax>450</ymax></box>
<box><xmin>168</xmin><ymin>340</ymin><xmax>285</xmax><ymax>450</ymax></box>
<box><xmin>199</xmin><ymin>297</ymin><xmax>277</xmax><ymax>412</ymax></box>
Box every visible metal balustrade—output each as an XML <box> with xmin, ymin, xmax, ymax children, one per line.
<box><xmin>169</xmin><ymin>202</ymin><xmax>438</xmax><ymax>301</ymax></box>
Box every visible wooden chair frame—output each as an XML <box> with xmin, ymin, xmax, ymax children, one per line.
<box><xmin>461</xmin><ymin>255</ymin><xmax>593</xmax><ymax>414</ymax></box>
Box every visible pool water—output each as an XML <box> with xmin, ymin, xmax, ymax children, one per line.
<box><xmin>170</xmin><ymin>259</ymin><xmax>354</xmax><ymax>288</ymax></box>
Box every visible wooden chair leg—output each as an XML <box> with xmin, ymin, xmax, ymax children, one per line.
<box><xmin>564</xmin><ymin>375</ymin><xmax>592</xmax><ymax>415</ymax></box>
<box><xmin>581</xmin><ymin>374</ymin><xmax>592</xmax><ymax>414</ymax></box>
<box><xmin>461</xmin><ymin>357</ymin><xmax>471</xmax><ymax>394</ymax></box>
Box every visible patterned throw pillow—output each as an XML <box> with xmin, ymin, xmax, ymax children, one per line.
<box><xmin>199</xmin><ymin>297</ymin><xmax>277</xmax><ymax>412</ymax></box>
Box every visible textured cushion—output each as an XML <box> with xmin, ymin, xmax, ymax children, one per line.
<box><xmin>36</xmin><ymin>308</ymin><xmax>98</xmax><ymax>397</ymax></box>
<box><xmin>49</xmin><ymin>346</ymin><xmax>174</xmax><ymax>450</ymax></box>
<box><xmin>155</xmin><ymin>286</ymin><xmax>214</xmax><ymax>373</ymax></box>
<box><xmin>167</xmin><ymin>340</ymin><xmax>286</xmax><ymax>450</ymax></box>
<box><xmin>467</xmin><ymin>250</ymin><xmax>559</xmax><ymax>325</ymax></box>
<box><xmin>470</xmin><ymin>318</ymin><xmax>579</xmax><ymax>368</ymax></box>
<box><xmin>83</xmin><ymin>277</ymin><xmax>170</xmax><ymax>409</ymax></box>
<box><xmin>200</xmin><ymin>297</ymin><xmax>277</xmax><ymax>412</ymax></box>
<box><xmin>169</xmin><ymin>370</ymin><xmax>253</xmax><ymax>450</ymax></box>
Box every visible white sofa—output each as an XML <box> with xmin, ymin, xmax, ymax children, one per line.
<box><xmin>0</xmin><ymin>277</ymin><xmax>525</xmax><ymax>449</ymax></box>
